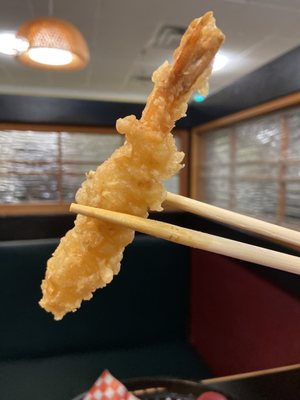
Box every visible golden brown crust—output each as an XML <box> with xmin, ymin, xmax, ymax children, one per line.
<box><xmin>141</xmin><ymin>12</ymin><xmax>225</xmax><ymax>131</ymax></box>
<box><xmin>39</xmin><ymin>12</ymin><xmax>224</xmax><ymax>320</ymax></box>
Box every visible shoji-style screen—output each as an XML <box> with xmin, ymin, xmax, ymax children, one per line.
<box><xmin>193</xmin><ymin>104</ymin><xmax>300</xmax><ymax>229</ymax></box>
<box><xmin>0</xmin><ymin>126</ymin><xmax>188</xmax><ymax>214</ymax></box>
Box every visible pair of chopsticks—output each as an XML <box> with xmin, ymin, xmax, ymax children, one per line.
<box><xmin>70</xmin><ymin>192</ymin><xmax>300</xmax><ymax>276</ymax></box>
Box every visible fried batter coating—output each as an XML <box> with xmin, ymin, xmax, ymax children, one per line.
<box><xmin>40</xmin><ymin>12</ymin><xmax>225</xmax><ymax>320</ymax></box>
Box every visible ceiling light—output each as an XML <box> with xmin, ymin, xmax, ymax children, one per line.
<box><xmin>212</xmin><ymin>53</ymin><xmax>228</xmax><ymax>72</ymax></box>
<box><xmin>27</xmin><ymin>48</ymin><xmax>73</xmax><ymax>66</ymax></box>
<box><xmin>0</xmin><ymin>32</ymin><xmax>29</xmax><ymax>56</ymax></box>
<box><xmin>16</xmin><ymin>17</ymin><xmax>90</xmax><ymax>70</ymax></box>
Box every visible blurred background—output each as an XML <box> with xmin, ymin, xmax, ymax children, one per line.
<box><xmin>0</xmin><ymin>1</ymin><xmax>299</xmax><ymax>400</ymax></box>
<box><xmin>1</xmin><ymin>0</ymin><xmax>300</xmax><ymax>226</ymax></box>
<box><xmin>0</xmin><ymin>0</ymin><xmax>299</xmax><ymax>102</ymax></box>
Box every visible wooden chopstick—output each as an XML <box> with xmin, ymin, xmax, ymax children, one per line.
<box><xmin>70</xmin><ymin>203</ymin><xmax>300</xmax><ymax>275</ymax></box>
<box><xmin>165</xmin><ymin>192</ymin><xmax>300</xmax><ymax>251</ymax></box>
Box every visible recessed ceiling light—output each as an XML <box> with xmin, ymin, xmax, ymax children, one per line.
<box><xmin>0</xmin><ymin>32</ymin><xmax>28</xmax><ymax>56</ymax></box>
<box><xmin>213</xmin><ymin>53</ymin><xmax>228</xmax><ymax>72</ymax></box>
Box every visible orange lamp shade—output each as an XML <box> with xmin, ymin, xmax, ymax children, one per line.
<box><xmin>16</xmin><ymin>17</ymin><xmax>90</xmax><ymax>70</ymax></box>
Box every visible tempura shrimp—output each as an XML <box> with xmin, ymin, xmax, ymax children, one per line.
<box><xmin>40</xmin><ymin>12</ymin><xmax>224</xmax><ymax>320</ymax></box>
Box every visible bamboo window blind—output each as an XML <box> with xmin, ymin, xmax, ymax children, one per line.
<box><xmin>192</xmin><ymin>104</ymin><xmax>300</xmax><ymax>229</ymax></box>
<box><xmin>0</xmin><ymin>126</ymin><xmax>187</xmax><ymax>214</ymax></box>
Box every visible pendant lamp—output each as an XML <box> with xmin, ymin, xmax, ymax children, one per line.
<box><xmin>16</xmin><ymin>17</ymin><xmax>90</xmax><ymax>70</ymax></box>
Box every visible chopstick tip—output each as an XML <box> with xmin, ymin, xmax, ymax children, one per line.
<box><xmin>70</xmin><ymin>203</ymin><xmax>77</xmax><ymax>213</ymax></box>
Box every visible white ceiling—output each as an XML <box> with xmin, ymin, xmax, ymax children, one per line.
<box><xmin>0</xmin><ymin>0</ymin><xmax>300</xmax><ymax>103</ymax></box>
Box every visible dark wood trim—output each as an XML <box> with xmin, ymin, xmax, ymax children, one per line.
<box><xmin>193</xmin><ymin>92</ymin><xmax>300</xmax><ymax>135</ymax></box>
<box><xmin>0</xmin><ymin>203</ymin><xmax>70</xmax><ymax>216</ymax></box>
<box><xmin>175</xmin><ymin>129</ymin><xmax>190</xmax><ymax>198</ymax></box>
<box><xmin>190</xmin><ymin>130</ymin><xmax>205</xmax><ymax>200</ymax></box>
<box><xmin>0</xmin><ymin>122</ymin><xmax>118</xmax><ymax>134</ymax></box>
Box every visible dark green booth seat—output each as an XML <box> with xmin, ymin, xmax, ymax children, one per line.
<box><xmin>0</xmin><ymin>236</ymin><xmax>211</xmax><ymax>400</ymax></box>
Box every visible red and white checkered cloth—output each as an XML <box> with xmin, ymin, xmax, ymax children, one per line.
<box><xmin>84</xmin><ymin>370</ymin><xmax>139</xmax><ymax>400</ymax></box>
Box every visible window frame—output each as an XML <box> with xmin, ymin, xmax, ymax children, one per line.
<box><xmin>191</xmin><ymin>91</ymin><xmax>300</xmax><ymax>229</ymax></box>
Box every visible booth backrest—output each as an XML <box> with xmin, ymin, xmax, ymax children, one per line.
<box><xmin>190</xmin><ymin>249</ymin><xmax>300</xmax><ymax>375</ymax></box>
<box><xmin>0</xmin><ymin>235</ymin><xmax>190</xmax><ymax>361</ymax></box>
